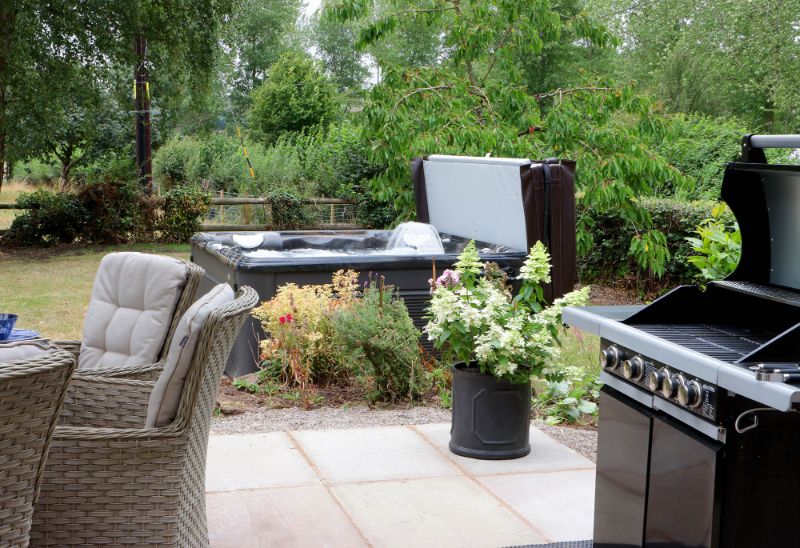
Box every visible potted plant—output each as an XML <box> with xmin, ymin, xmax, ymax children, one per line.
<box><xmin>425</xmin><ymin>241</ymin><xmax>589</xmax><ymax>459</ymax></box>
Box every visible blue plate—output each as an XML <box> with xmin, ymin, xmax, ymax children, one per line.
<box><xmin>4</xmin><ymin>329</ymin><xmax>42</xmax><ymax>342</ymax></box>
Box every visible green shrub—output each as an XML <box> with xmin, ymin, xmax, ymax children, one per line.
<box><xmin>685</xmin><ymin>203</ymin><xmax>740</xmax><ymax>282</ymax></box>
<box><xmin>533</xmin><ymin>365</ymin><xmax>601</xmax><ymax>425</ymax></box>
<box><xmin>267</xmin><ymin>189</ymin><xmax>311</xmax><ymax>229</ymax></box>
<box><xmin>14</xmin><ymin>158</ymin><xmax>59</xmax><ymax>185</ymax></box>
<box><xmin>331</xmin><ymin>277</ymin><xmax>428</xmax><ymax>402</ymax></box>
<box><xmin>4</xmin><ymin>182</ymin><xmax>159</xmax><ymax>246</ymax></box>
<box><xmin>76</xmin><ymin>182</ymin><xmax>154</xmax><ymax>243</ymax></box>
<box><xmin>650</xmin><ymin>114</ymin><xmax>747</xmax><ymax>199</ymax></box>
<box><xmin>152</xmin><ymin>134</ymin><xmax>205</xmax><ymax>189</ymax></box>
<box><xmin>248</xmin><ymin>52</ymin><xmax>338</xmax><ymax>145</ymax></box>
<box><xmin>72</xmin><ymin>146</ymin><xmax>137</xmax><ymax>185</ymax></box>
<box><xmin>580</xmin><ymin>197</ymin><xmax>717</xmax><ymax>286</ymax></box>
<box><xmin>159</xmin><ymin>187</ymin><xmax>212</xmax><ymax>242</ymax></box>
<box><xmin>5</xmin><ymin>190</ymin><xmax>88</xmax><ymax>245</ymax></box>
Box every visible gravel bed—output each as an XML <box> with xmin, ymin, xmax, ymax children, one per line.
<box><xmin>211</xmin><ymin>405</ymin><xmax>452</xmax><ymax>434</ymax></box>
<box><xmin>534</xmin><ymin>420</ymin><xmax>597</xmax><ymax>462</ymax></box>
<box><xmin>211</xmin><ymin>407</ymin><xmax>598</xmax><ymax>462</ymax></box>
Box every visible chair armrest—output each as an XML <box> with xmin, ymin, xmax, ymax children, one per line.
<box><xmin>52</xmin><ymin>339</ymin><xmax>82</xmax><ymax>360</ymax></box>
<box><xmin>73</xmin><ymin>359</ymin><xmax>166</xmax><ymax>381</ymax></box>
<box><xmin>59</xmin><ymin>376</ymin><xmax>155</xmax><ymax>428</ymax></box>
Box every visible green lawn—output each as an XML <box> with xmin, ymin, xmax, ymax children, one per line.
<box><xmin>0</xmin><ymin>244</ymin><xmax>190</xmax><ymax>339</ymax></box>
<box><xmin>0</xmin><ymin>181</ymin><xmax>33</xmax><ymax>230</ymax></box>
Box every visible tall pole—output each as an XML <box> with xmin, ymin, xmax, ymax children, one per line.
<box><xmin>134</xmin><ymin>34</ymin><xmax>152</xmax><ymax>194</ymax></box>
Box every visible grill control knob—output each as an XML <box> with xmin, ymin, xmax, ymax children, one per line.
<box><xmin>648</xmin><ymin>368</ymin><xmax>668</xmax><ymax>392</ymax></box>
<box><xmin>601</xmin><ymin>346</ymin><xmax>622</xmax><ymax>370</ymax></box>
<box><xmin>661</xmin><ymin>374</ymin><xmax>681</xmax><ymax>399</ymax></box>
<box><xmin>678</xmin><ymin>380</ymin><xmax>703</xmax><ymax>408</ymax></box>
<box><xmin>623</xmin><ymin>356</ymin><xmax>645</xmax><ymax>381</ymax></box>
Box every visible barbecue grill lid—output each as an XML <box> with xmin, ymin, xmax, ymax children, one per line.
<box><xmin>723</xmin><ymin>163</ymin><xmax>800</xmax><ymax>290</ymax></box>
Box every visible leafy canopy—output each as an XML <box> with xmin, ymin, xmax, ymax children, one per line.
<box><xmin>248</xmin><ymin>52</ymin><xmax>338</xmax><ymax>144</ymax></box>
<box><xmin>328</xmin><ymin>0</ymin><xmax>686</xmax><ymax>276</ymax></box>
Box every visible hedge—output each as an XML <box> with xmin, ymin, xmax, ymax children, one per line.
<box><xmin>579</xmin><ymin>197</ymin><xmax>717</xmax><ymax>287</ymax></box>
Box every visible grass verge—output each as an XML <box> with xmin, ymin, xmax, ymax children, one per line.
<box><xmin>0</xmin><ymin>243</ymin><xmax>190</xmax><ymax>338</ymax></box>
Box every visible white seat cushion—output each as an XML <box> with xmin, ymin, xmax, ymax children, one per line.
<box><xmin>0</xmin><ymin>341</ymin><xmax>54</xmax><ymax>362</ymax></box>
<box><xmin>78</xmin><ymin>252</ymin><xmax>188</xmax><ymax>370</ymax></box>
<box><xmin>146</xmin><ymin>283</ymin><xmax>235</xmax><ymax>427</ymax></box>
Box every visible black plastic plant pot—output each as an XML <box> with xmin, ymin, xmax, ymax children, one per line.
<box><xmin>449</xmin><ymin>363</ymin><xmax>531</xmax><ymax>460</ymax></box>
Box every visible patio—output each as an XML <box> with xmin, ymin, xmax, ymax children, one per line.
<box><xmin>206</xmin><ymin>423</ymin><xmax>595</xmax><ymax>547</ymax></box>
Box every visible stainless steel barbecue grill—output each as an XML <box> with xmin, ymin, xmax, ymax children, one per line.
<box><xmin>563</xmin><ymin>134</ymin><xmax>800</xmax><ymax>548</ymax></box>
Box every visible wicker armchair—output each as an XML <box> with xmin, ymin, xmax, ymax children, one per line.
<box><xmin>55</xmin><ymin>257</ymin><xmax>204</xmax><ymax>381</ymax></box>
<box><xmin>0</xmin><ymin>351</ymin><xmax>76</xmax><ymax>547</ymax></box>
<box><xmin>30</xmin><ymin>286</ymin><xmax>258</xmax><ymax>547</ymax></box>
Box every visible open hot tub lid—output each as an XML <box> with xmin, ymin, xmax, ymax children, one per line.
<box><xmin>411</xmin><ymin>154</ymin><xmax>577</xmax><ymax>300</ymax></box>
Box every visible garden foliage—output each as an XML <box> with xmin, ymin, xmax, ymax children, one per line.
<box><xmin>248</xmin><ymin>52</ymin><xmax>338</xmax><ymax>145</ymax></box>
<box><xmin>425</xmin><ymin>241</ymin><xmax>590</xmax><ymax>384</ymax></box>
<box><xmin>579</xmin><ymin>197</ymin><xmax>717</xmax><ymax>287</ymax></box>
<box><xmin>685</xmin><ymin>204</ymin><xmax>741</xmax><ymax>282</ymax></box>
<box><xmin>251</xmin><ymin>270</ymin><xmax>426</xmax><ymax>404</ymax></box>
<box><xmin>4</xmin><ymin>184</ymin><xmax>210</xmax><ymax>246</ymax></box>
<box><xmin>328</xmin><ymin>0</ymin><xmax>687</xmax><ymax>278</ymax></box>
<box><xmin>159</xmin><ymin>187</ymin><xmax>212</xmax><ymax>242</ymax></box>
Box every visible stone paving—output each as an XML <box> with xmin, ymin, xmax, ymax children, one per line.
<box><xmin>206</xmin><ymin>423</ymin><xmax>596</xmax><ymax>548</ymax></box>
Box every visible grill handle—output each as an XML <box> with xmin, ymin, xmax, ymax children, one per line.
<box><xmin>749</xmin><ymin>135</ymin><xmax>800</xmax><ymax>149</ymax></box>
<box><xmin>741</xmin><ymin>134</ymin><xmax>800</xmax><ymax>163</ymax></box>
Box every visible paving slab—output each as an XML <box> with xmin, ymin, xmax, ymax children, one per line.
<box><xmin>206</xmin><ymin>432</ymin><xmax>320</xmax><ymax>492</ymax></box>
<box><xmin>479</xmin><ymin>469</ymin><xmax>596</xmax><ymax>541</ymax></box>
<box><xmin>413</xmin><ymin>423</ymin><xmax>594</xmax><ymax>476</ymax></box>
<box><xmin>332</xmin><ymin>476</ymin><xmax>547</xmax><ymax>548</ymax></box>
<box><xmin>290</xmin><ymin>425</ymin><xmax>460</xmax><ymax>483</ymax></box>
<box><xmin>207</xmin><ymin>486</ymin><xmax>367</xmax><ymax>547</ymax></box>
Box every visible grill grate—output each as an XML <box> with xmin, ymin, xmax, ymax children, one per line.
<box><xmin>714</xmin><ymin>280</ymin><xmax>800</xmax><ymax>307</ymax></box>
<box><xmin>634</xmin><ymin>323</ymin><xmax>776</xmax><ymax>363</ymax></box>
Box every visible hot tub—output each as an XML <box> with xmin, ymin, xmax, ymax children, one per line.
<box><xmin>191</xmin><ymin>155</ymin><xmax>577</xmax><ymax>376</ymax></box>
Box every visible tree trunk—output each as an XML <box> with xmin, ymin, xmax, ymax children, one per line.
<box><xmin>58</xmin><ymin>146</ymin><xmax>73</xmax><ymax>190</ymax></box>
<box><xmin>134</xmin><ymin>34</ymin><xmax>152</xmax><ymax>194</ymax></box>
<box><xmin>0</xmin><ymin>4</ymin><xmax>17</xmax><ymax>196</ymax></box>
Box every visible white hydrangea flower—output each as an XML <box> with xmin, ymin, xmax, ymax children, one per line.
<box><xmin>519</xmin><ymin>241</ymin><xmax>552</xmax><ymax>283</ymax></box>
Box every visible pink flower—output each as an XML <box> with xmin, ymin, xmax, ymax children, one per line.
<box><xmin>286</xmin><ymin>314</ymin><xmax>293</xmax><ymax>323</ymax></box>
<box><xmin>279</xmin><ymin>316</ymin><xmax>286</xmax><ymax>325</ymax></box>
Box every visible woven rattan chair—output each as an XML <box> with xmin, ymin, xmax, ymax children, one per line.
<box><xmin>0</xmin><ymin>351</ymin><xmax>76</xmax><ymax>547</ymax></box>
<box><xmin>30</xmin><ymin>286</ymin><xmax>258</xmax><ymax>547</ymax></box>
<box><xmin>55</xmin><ymin>255</ymin><xmax>203</xmax><ymax>381</ymax></box>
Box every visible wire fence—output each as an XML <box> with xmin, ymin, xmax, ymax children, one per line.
<box><xmin>203</xmin><ymin>190</ymin><xmax>360</xmax><ymax>230</ymax></box>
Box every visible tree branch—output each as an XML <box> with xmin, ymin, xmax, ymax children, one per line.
<box><xmin>388</xmin><ymin>7</ymin><xmax>456</xmax><ymax>18</ymax></box>
<box><xmin>534</xmin><ymin>87</ymin><xmax>614</xmax><ymax>101</ymax></box>
<box><xmin>481</xmin><ymin>23</ymin><xmax>516</xmax><ymax>86</ymax></box>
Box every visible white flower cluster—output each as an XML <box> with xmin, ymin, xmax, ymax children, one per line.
<box><xmin>519</xmin><ymin>241</ymin><xmax>552</xmax><ymax>283</ymax></box>
<box><xmin>424</xmin><ymin>239</ymin><xmax>591</xmax><ymax>382</ymax></box>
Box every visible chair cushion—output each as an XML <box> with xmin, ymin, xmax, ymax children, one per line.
<box><xmin>146</xmin><ymin>283</ymin><xmax>235</xmax><ymax>427</ymax></box>
<box><xmin>78</xmin><ymin>252</ymin><xmax>188</xmax><ymax>370</ymax></box>
<box><xmin>0</xmin><ymin>341</ymin><xmax>54</xmax><ymax>362</ymax></box>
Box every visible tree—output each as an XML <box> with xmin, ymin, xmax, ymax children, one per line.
<box><xmin>329</xmin><ymin>0</ymin><xmax>685</xmax><ymax>276</ymax></box>
<box><xmin>312</xmin><ymin>5</ymin><xmax>370</xmax><ymax>92</ymax></box>
<box><xmin>248</xmin><ymin>52</ymin><xmax>338</xmax><ymax>144</ymax></box>
<box><xmin>0</xmin><ymin>0</ymin><xmax>232</xmax><ymax>194</ymax></box>
<box><xmin>594</xmin><ymin>0</ymin><xmax>800</xmax><ymax>132</ymax></box>
<box><xmin>13</xmin><ymin>65</ymin><xmax>131</xmax><ymax>186</ymax></box>
<box><xmin>221</xmin><ymin>0</ymin><xmax>302</xmax><ymax>112</ymax></box>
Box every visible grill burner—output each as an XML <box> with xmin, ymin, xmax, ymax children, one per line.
<box><xmin>635</xmin><ymin>323</ymin><xmax>776</xmax><ymax>363</ymax></box>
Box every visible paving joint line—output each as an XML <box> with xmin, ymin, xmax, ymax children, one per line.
<box><xmin>407</xmin><ymin>424</ymin><xmax>554</xmax><ymax>544</ymax></box>
<box><xmin>285</xmin><ymin>430</ymin><xmax>374</xmax><ymax>548</ymax></box>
